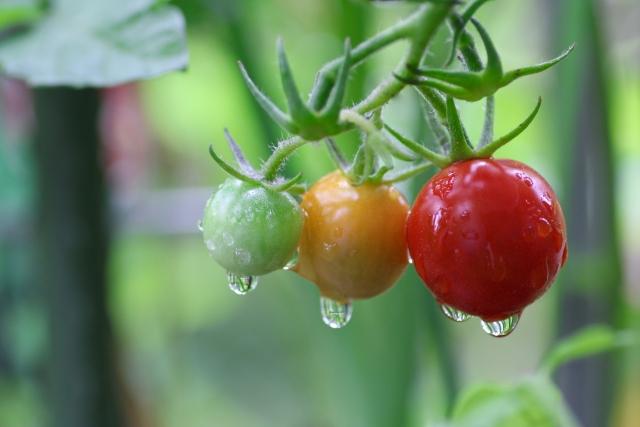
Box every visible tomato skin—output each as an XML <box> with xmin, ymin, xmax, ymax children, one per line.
<box><xmin>295</xmin><ymin>171</ymin><xmax>409</xmax><ymax>301</ymax></box>
<box><xmin>407</xmin><ymin>158</ymin><xmax>568</xmax><ymax>321</ymax></box>
<box><xmin>202</xmin><ymin>178</ymin><xmax>303</xmax><ymax>276</ymax></box>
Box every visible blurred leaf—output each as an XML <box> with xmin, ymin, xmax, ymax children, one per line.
<box><xmin>540</xmin><ymin>325</ymin><xmax>636</xmax><ymax>375</ymax></box>
<box><xmin>0</xmin><ymin>0</ymin><xmax>43</xmax><ymax>31</ymax></box>
<box><xmin>0</xmin><ymin>0</ymin><xmax>188</xmax><ymax>86</ymax></box>
<box><xmin>450</xmin><ymin>376</ymin><xmax>578</xmax><ymax>427</ymax></box>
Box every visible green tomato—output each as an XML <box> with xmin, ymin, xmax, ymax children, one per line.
<box><xmin>201</xmin><ymin>178</ymin><xmax>303</xmax><ymax>276</ymax></box>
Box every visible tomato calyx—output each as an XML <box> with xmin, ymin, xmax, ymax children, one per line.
<box><xmin>239</xmin><ymin>38</ymin><xmax>353</xmax><ymax>141</ymax></box>
<box><xmin>397</xmin><ymin>15</ymin><xmax>574</xmax><ymax>102</ymax></box>
<box><xmin>208</xmin><ymin>129</ymin><xmax>304</xmax><ymax>195</ymax></box>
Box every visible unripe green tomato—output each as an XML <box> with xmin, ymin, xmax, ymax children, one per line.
<box><xmin>201</xmin><ymin>179</ymin><xmax>303</xmax><ymax>276</ymax></box>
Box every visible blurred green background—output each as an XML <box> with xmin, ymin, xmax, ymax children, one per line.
<box><xmin>0</xmin><ymin>0</ymin><xmax>638</xmax><ymax>426</ymax></box>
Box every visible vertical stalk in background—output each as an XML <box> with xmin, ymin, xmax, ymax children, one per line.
<box><xmin>546</xmin><ymin>1</ymin><xmax>624</xmax><ymax>426</ymax></box>
<box><xmin>33</xmin><ymin>88</ymin><xmax>124</xmax><ymax>427</ymax></box>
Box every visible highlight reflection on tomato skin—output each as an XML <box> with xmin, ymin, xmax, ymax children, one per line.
<box><xmin>295</xmin><ymin>171</ymin><xmax>409</xmax><ymax>301</ymax></box>
<box><xmin>407</xmin><ymin>158</ymin><xmax>568</xmax><ymax>321</ymax></box>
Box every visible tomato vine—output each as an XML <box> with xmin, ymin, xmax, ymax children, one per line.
<box><xmin>201</xmin><ymin>0</ymin><xmax>573</xmax><ymax>333</ymax></box>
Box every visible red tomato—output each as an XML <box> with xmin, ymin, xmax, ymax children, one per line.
<box><xmin>294</xmin><ymin>171</ymin><xmax>409</xmax><ymax>301</ymax></box>
<box><xmin>407</xmin><ymin>158</ymin><xmax>568</xmax><ymax>321</ymax></box>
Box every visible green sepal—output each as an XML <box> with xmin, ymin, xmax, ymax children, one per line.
<box><xmin>444</xmin><ymin>0</ymin><xmax>494</xmax><ymax>66</ymax></box>
<box><xmin>384</xmin><ymin>123</ymin><xmax>449</xmax><ymax>167</ymax></box>
<box><xmin>208</xmin><ymin>145</ymin><xmax>263</xmax><ymax>185</ymax></box>
<box><xmin>224</xmin><ymin>128</ymin><xmax>257</xmax><ymax>174</ymax></box>
<box><xmin>325</xmin><ymin>138</ymin><xmax>350</xmax><ymax>172</ymax></box>
<box><xmin>269</xmin><ymin>172</ymin><xmax>304</xmax><ymax>192</ymax></box>
<box><xmin>238</xmin><ymin>61</ymin><xmax>298</xmax><ymax>133</ymax></box>
<box><xmin>475</xmin><ymin>96</ymin><xmax>541</xmax><ymax>157</ymax></box>
<box><xmin>241</xmin><ymin>38</ymin><xmax>354</xmax><ymax>141</ymax></box>
<box><xmin>320</xmin><ymin>39</ymin><xmax>352</xmax><ymax>120</ymax></box>
<box><xmin>403</xmin><ymin>20</ymin><xmax>574</xmax><ymax>102</ymax></box>
<box><xmin>277</xmin><ymin>38</ymin><xmax>317</xmax><ymax>127</ymax></box>
<box><xmin>500</xmin><ymin>44</ymin><xmax>575</xmax><ymax>86</ymax></box>
<box><xmin>380</xmin><ymin>161</ymin><xmax>434</xmax><ymax>184</ymax></box>
<box><xmin>470</xmin><ymin>18</ymin><xmax>503</xmax><ymax>83</ymax></box>
<box><xmin>349</xmin><ymin>144</ymin><xmax>367</xmax><ymax>181</ymax></box>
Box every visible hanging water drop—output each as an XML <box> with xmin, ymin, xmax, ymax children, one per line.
<box><xmin>441</xmin><ymin>304</ymin><xmax>470</xmax><ymax>322</ymax></box>
<box><xmin>407</xmin><ymin>250</ymin><xmax>414</xmax><ymax>264</ymax></box>
<box><xmin>283</xmin><ymin>250</ymin><xmax>299</xmax><ymax>271</ymax></box>
<box><xmin>480</xmin><ymin>313</ymin><xmax>520</xmax><ymax>337</ymax></box>
<box><xmin>227</xmin><ymin>272</ymin><xmax>258</xmax><ymax>295</ymax></box>
<box><xmin>320</xmin><ymin>296</ymin><xmax>352</xmax><ymax>329</ymax></box>
<box><xmin>197</xmin><ymin>219</ymin><xmax>204</xmax><ymax>232</ymax></box>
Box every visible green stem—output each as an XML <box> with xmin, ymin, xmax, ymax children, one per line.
<box><xmin>263</xmin><ymin>2</ymin><xmax>455</xmax><ymax>180</ymax></box>
<box><xmin>446</xmin><ymin>97</ymin><xmax>474</xmax><ymax>161</ymax></box>
<box><xmin>261</xmin><ymin>136</ymin><xmax>307</xmax><ymax>180</ymax></box>
<box><xmin>309</xmin><ymin>4</ymin><xmax>431</xmax><ymax>110</ymax></box>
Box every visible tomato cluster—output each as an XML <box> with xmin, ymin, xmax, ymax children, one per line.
<box><xmin>200</xmin><ymin>1</ymin><xmax>572</xmax><ymax>334</ymax></box>
<box><xmin>203</xmin><ymin>159</ymin><xmax>567</xmax><ymax>334</ymax></box>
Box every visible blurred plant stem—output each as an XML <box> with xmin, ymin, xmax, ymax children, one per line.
<box><xmin>546</xmin><ymin>0</ymin><xmax>624</xmax><ymax>426</ymax></box>
<box><xmin>33</xmin><ymin>88</ymin><xmax>124</xmax><ymax>427</ymax></box>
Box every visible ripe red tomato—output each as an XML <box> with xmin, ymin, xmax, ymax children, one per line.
<box><xmin>407</xmin><ymin>158</ymin><xmax>568</xmax><ymax>321</ymax></box>
<box><xmin>294</xmin><ymin>171</ymin><xmax>409</xmax><ymax>301</ymax></box>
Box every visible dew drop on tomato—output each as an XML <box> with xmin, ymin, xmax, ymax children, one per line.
<box><xmin>320</xmin><ymin>296</ymin><xmax>352</xmax><ymax>329</ymax></box>
<box><xmin>480</xmin><ymin>313</ymin><xmax>520</xmax><ymax>337</ymax></box>
<box><xmin>227</xmin><ymin>272</ymin><xmax>259</xmax><ymax>295</ymax></box>
<box><xmin>441</xmin><ymin>304</ymin><xmax>471</xmax><ymax>322</ymax></box>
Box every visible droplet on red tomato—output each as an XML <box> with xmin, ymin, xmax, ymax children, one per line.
<box><xmin>432</xmin><ymin>207</ymin><xmax>447</xmax><ymax>233</ymax></box>
<box><xmin>441</xmin><ymin>304</ymin><xmax>471</xmax><ymax>322</ymax></box>
<box><xmin>541</xmin><ymin>192</ymin><xmax>553</xmax><ymax>210</ymax></box>
<box><xmin>537</xmin><ymin>218</ymin><xmax>553</xmax><ymax>238</ymax></box>
<box><xmin>522</xmin><ymin>224</ymin><xmax>536</xmax><ymax>242</ymax></box>
<box><xmin>480</xmin><ymin>313</ymin><xmax>520</xmax><ymax>337</ymax></box>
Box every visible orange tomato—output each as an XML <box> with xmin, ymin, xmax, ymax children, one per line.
<box><xmin>294</xmin><ymin>171</ymin><xmax>409</xmax><ymax>301</ymax></box>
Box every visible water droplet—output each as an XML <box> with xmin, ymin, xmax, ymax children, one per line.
<box><xmin>480</xmin><ymin>314</ymin><xmax>520</xmax><ymax>337</ymax></box>
<box><xmin>441</xmin><ymin>304</ymin><xmax>470</xmax><ymax>322</ymax></box>
<box><xmin>197</xmin><ymin>220</ymin><xmax>204</xmax><ymax>232</ymax></box>
<box><xmin>523</xmin><ymin>177</ymin><xmax>533</xmax><ymax>187</ymax></box>
<box><xmin>536</xmin><ymin>218</ymin><xmax>552</xmax><ymax>237</ymax></box>
<box><xmin>234</xmin><ymin>248</ymin><xmax>251</xmax><ymax>265</ymax></box>
<box><xmin>407</xmin><ymin>251</ymin><xmax>414</xmax><ymax>264</ymax></box>
<box><xmin>205</xmin><ymin>239</ymin><xmax>216</xmax><ymax>252</ymax></box>
<box><xmin>227</xmin><ymin>272</ymin><xmax>258</xmax><ymax>295</ymax></box>
<box><xmin>320</xmin><ymin>297</ymin><xmax>352</xmax><ymax>329</ymax></box>
<box><xmin>283</xmin><ymin>250</ymin><xmax>299</xmax><ymax>271</ymax></box>
<box><xmin>222</xmin><ymin>231</ymin><xmax>234</xmax><ymax>246</ymax></box>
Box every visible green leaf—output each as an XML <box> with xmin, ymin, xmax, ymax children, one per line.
<box><xmin>0</xmin><ymin>0</ymin><xmax>44</xmax><ymax>31</ymax></box>
<box><xmin>452</xmin><ymin>376</ymin><xmax>579</xmax><ymax>427</ymax></box>
<box><xmin>0</xmin><ymin>0</ymin><xmax>188</xmax><ymax>86</ymax></box>
<box><xmin>540</xmin><ymin>325</ymin><xmax>637</xmax><ymax>375</ymax></box>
